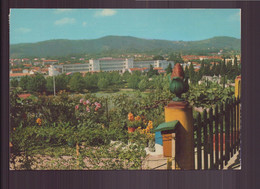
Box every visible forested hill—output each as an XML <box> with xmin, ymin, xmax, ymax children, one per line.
<box><xmin>10</xmin><ymin>36</ymin><xmax>240</xmax><ymax>58</ymax></box>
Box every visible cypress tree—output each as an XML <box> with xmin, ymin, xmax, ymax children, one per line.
<box><xmin>188</xmin><ymin>63</ymin><xmax>195</xmax><ymax>83</ymax></box>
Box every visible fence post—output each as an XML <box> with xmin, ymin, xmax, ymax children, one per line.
<box><xmin>214</xmin><ymin>105</ymin><xmax>219</xmax><ymax>169</ymax></box>
<box><xmin>165</xmin><ymin>101</ymin><xmax>194</xmax><ymax>170</ymax></box>
<box><xmin>235</xmin><ymin>75</ymin><xmax>241</xmax><ymax>145</ymax></box>
<box><xmin>196</xmin><ymin>113</ymin><xmax>202</xmax><ymax>170</ymax></box>
<box><xmin>202</xmin><ymin>110</ymin><xmax>208</xmax><ymax>170</ymax></box>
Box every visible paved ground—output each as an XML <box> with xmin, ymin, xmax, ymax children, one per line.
<box><xmin>142</xmin><ymin>144</ymin><xmax>241</xmax><ymax>170</ymax></box>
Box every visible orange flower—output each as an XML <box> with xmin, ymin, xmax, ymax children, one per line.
<box><xmin>36</xmin><ymin>118</ymin><xmax>42</xmax><ymax>126</ymax></box>
<box><xmin>135</xmin><ymin>116</ymin><xmax>141</xmax><ymax>121</ymax></box>
<box><xmin>128</xmin><ymin>113</ymin><xmax>134</xmax><ymax>121</ymax></box>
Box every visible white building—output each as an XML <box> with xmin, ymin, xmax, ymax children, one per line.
<box><xmin>48</xmin><ymin>58</ymin><xmax>174</xmax><ymax>76</ymax></box>
<box><xmin>48</xmin><ymin>65</ymin><xmax>63</xmax><ymax>76</ymax></box>
<box><xmin>133</xmin><ymin>60</ymin><xmax>174</xmax><ymax>70</ymax></box>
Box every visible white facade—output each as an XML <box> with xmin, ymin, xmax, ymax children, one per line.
<box><xmin>62</xmin><ymin>63</ymin><xmax>90</xmax><ymax>73</ymax></box>
<box><xmin>134</xmin><ymin>60</ymin><xmax>174</xmax><ymax>70</ymax></box>
<box><xmin>48</xmin><ymin>65</ymin><xmax>63</xmax><ymax>76</ymax></box>
<box><xmin>49</xmin><ymin>58</ymin><xmax>174</xmax><ymax>74</ymax></box>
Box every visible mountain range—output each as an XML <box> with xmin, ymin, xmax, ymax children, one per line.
<box><xmin>10</xmin><ymin>36</ymin><xmax>240</xmax><ymax>58</ymax></box>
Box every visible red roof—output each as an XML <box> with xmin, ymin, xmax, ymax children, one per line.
<box><xmin>43</xmin><ymin>60</ymin><xmax>59</xmax><ymax>62</ymax></box>
<box><xmin>11</xmin><ymin>68</ymin><xmax>22</xmax><ymax>71</ymax></box>
<box><xmin>18</xmin><ymin>93</ymin><xmax>31</xmax><ymax>99</ymax></box>
<box><xmin>10</xmin><ymin>73</ymin><xmax>30</xmax><ymax>77</ymax></box>
<box><xmin>129</xmin><ymin>67</ymin><xmax>148</xmax><ymax>72</ymax></box>
<box><xmin>23</xmin><ymin>64</ymin><xmax>32</xmax><ymax>67</ymax></box>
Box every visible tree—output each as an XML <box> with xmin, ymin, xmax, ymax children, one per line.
<box><xmin>10</xmin><ymin>79</ymin><xmax>19</xmax><ymax>88</ymax></box>
<box><xmin>199</xmin><ymin>60</ymin><xmax>205</xmax><ymax>76</ymax></box>
<box><xmin>122</xmin><ymin>70</ymin><xmax>131</xmax><ymax>81</ymax></box>
<box><xmin>188</xmin><ymin>63</ymin><xmax>196</xmax><ymax>84</ymax></box>
<box><xmin>27</xmin><ymin>73</ymin><xmax>46</xmax><ymax>93</ymax></box>
<box><xmin>69</xmin><ymin>72</ymin><xmax>86</xmax><ymax>92</ymax></box>
<box><xmin>220</xmin><ymin>61</ymin><xmax>227</xmax><ymax>76</ymax></box>
<box><xmin>153</xmin><ymin>55</ymin><xmax>164</xmax><ymax>60</ymax></box>
<box><xmin>147</xmin><ymin>65</ymin><xmax>158</xmax><ymax>78</ymax></box>
<box><xmin>184</xmin><ymin>65</ymin><xmax>189</xmax><ymax>78</ymax></box>
<box><xmin>128</xmin><ymin>74</ymin><xmax>140</xmax><ymax>89</ymax></box>
<box><xmin>168</xmin><ymin>53</ymin><xmax>183</xmax><ymax>63</ymax></box>
<box><xmin>211</xmin><ymin>62</ymin><xmax>216</xmax><ymax>76</ymax></box>
<box><xmin>165</xmin><ymin>63</ymin><xmax>173</xmax><ymax>74</ymax></box>
<box><xmin>85</xmin><ymin>73</ymin><xmax>98</xmax><ymax>90</ymax></box>
<box><xmin>111</xmin><ymin>72</ymin><xmax>122</xmax><ymax>85</ymax></box>
<box><xmin>138</xmin><ymin>78</ymin><xmax>149</xmax><ymax>91</ymax></box>
<box><xmin>46</xmin><ymin>74</ymin><xmax>69</xmax><ymax>93</ymax></box>
<box><xmin>97</xmin><ymin>77</ymin><xmax>109</xmax><ymax>90</ymax></box>
<box><xmin>19</xmin><ymin>75</ymin><xmax>31</xmax><ymax>91</ymax></box>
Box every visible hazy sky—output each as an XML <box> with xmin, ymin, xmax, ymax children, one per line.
<box><xmin>10</xmin><ymin>9</ymin><xmax>241</xmax><ymax>44</ymax></box>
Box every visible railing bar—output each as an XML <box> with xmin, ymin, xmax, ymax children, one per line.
<box><xmin>220</xmin><ymin>103</ymin><xmax>224</xmax><ymax>169</ymax></box>
<box><xmin>197</xmin><ymin>113</ymin><xmax>202</xmax><ymax>170</ymax></box>
<box><xmin>203</xmin><ymin>110</ymin><xmax>208</xmax><ymax>170</ymax></box>
<box><xmin>214</xmin><ymin>105</ymin><xmax>219</xmax><ymax>170</ymax></box>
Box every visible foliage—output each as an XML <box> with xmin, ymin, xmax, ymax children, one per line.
<box><xmin>10</xmin><ymin>79</ymin><xmax>19</xmax><ymax>88</ymax></box>
<box><xmin>153</xmin><ymin>55</ymin><xmax>164</xmax><ymax>60</ymax></box>
<box><xmin>183</xmin><ymin>82</ymin><xmax>235</xmax><ymax>108</ymax></box>
<box><xmin>69</xmin><ymin>72</ymin><xmax>86</xmax><ymax>92</ymax></box>
<box><xmin>19</xmin><ymin>75</ymin><xmax>31</xmax><ymax>90</ymax></box>
<box><xmin>27</xmin><ymin>73</ymin><xmax>46</xmax><ymax>93</ymax></box>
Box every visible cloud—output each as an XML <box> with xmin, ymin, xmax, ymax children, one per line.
<box><xmin>54</xmin><ymin>17</ymin><xmax>76</xmax><ymax>25</ymax></box>
<box><xmin>16</xmin><ymin>27</ymin><xmax>31</xmax><ymax>33</ymax></box>
<box><xmin>54</xmin><ymin>9</ymin><xmax>74</xmax><ymax>14</ymax></box>
<box><xmin>94</xmin><ymin>9</ymin><xmax>117</xmax><ymax>17</ymax></box>
<box><xmin>82</xmin><ymin>22</ymin><xmax>87</xmax><ymax>27</ymax></box>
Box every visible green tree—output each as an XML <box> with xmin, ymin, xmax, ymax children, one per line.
<box><xmin>46</xmin><ymin>74</ymin><xmax>69</xmax><ymax>93</ymax></box>
<box><xmin>85</xmin><ymin>73</ymin><xmax>98</xmax><ymax>90</ymax></box>
<box><xmin>27</xmin><ymin>73</ymin><xmax>46</xmax><ymax>93</ymax></box>
<box><xmin>111</xmin><ymin>72</ymin><xmax>122</xmax><ymax>85</ymax></box>
<box><xmin>147</xmin><ymin>65</ymin><xmax>158</xmax><ymax>78</ymax></box>
<box><xmin>69</xmin><ymin>72</ymin><xmax>86</xmax><ymax>92</ymax></box>
<box><xmin>10</xmin><ymin>79</ymin><xmax>19</xmax><ymax>88</ymax></box>
<box><xmin>128</xmin><ymin>73</ymin><xmax>141</xmax><ymax>89</ymax></box>
<box><xmin>220</xmin><ymin>61</ymin><xmax>227</xmax><ymax>76</ymax></box>
<box><xmin>165</xmin><ymin>63</ymin><xmax>173</xmax><ymax>74</ymax></box>
<box><xmin>97</xmin><ymin>77</ymin><xmax>110</xmax><ymax>90</ymax></box>
<box><xmin>188</xmin><ymin>63</ymin><xmax>196</xmax><ymax>83</ymax></box>
<box><xmin>138</xmin><ymin>78</ymin><xmax>149</xmax><ymax>91</ymax></box>
<box><xmin>19</xmin><ymin>76</ymin><xmax>31</xmax><ymax>91</ymax></box>
<box><xmin>153</xmin><ymin>55</ymin><xmax>164</xmax><ymax>60</ymax></box>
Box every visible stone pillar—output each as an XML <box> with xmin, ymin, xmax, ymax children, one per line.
<box><xmin>165</xmin><ymin>101</ymin><xmax>194</xmax><ymax>170</ymax></box>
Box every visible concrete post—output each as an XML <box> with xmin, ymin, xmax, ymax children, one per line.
<box><xmin>165</xmin><ymin>101</ymin><xmax>195</xmax><ymax>170</ymax></box>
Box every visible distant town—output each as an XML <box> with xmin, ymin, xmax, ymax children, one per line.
<box><xmin>10</xmin><ymin>51</ymin><xmax>241</xmax><ymax>80</ymax></box>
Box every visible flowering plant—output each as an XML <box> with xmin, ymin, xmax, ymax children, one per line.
<box><xmin>127</xmin><ymin>113</ymin><xmax>144</xmax><ymax>129</ymax></box>
<box><xmin>136</xmin><ymin>120</ymin><xmax>155</xmax><ymax>140</ymax></box>
<box><xmin>74</xmin><ymin>97</ymin><xmax>105</xmax><ymax>126</ymax></box>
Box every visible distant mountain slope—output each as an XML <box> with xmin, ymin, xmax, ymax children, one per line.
<box><xmin>10</xmin><ymin>36</ymin><xmax>240</xmax><ymax>58</ymax></box>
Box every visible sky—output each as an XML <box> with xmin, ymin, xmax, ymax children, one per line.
<box><xmin>10</xmin><ymin>9</ymin><xmax>241</xmax><ymax>44</ymax></box>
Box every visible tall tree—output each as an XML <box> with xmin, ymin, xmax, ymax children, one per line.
<box><xmin>165</xmin><ymin>63</ymin><xmax>173</xmax><ymax>74</ymax></box>
<box><xmin>188</xmin><ymin>63</ymin><xmax>196</xmax><ymax>83</ymax></box>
